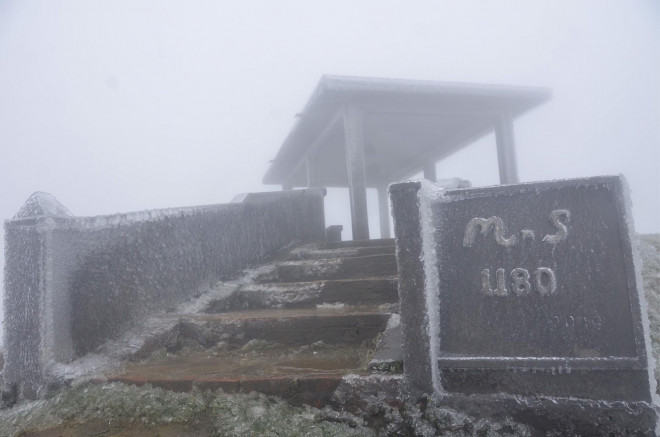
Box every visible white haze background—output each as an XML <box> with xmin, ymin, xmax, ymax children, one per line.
<box><xmin>0</xmin><ymin>1</ymin><xmax>658</xmax><ymax>345</ymax></box>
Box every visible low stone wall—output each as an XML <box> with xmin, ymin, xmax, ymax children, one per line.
<box><xmin>3</xmin><ymin>189</ymin><xmax>325</xmax><ymax>398</ymax></box>
<box><xmin>389</xmin><ymin>176</ymin><xmax>657</xmax><ymax>433</ymax></box>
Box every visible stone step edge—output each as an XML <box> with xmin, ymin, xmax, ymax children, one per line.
<box><xmin>284</xmin><ymin>245</ymin><xmax>395</xmax><ymax>261</ymax></box>
<box><xmin>324</xmin><ymin>239</ymin><xmax>395</xmax><ymax>249</ymax></box>
<box><xmin>83</xmin><ymin>310</ymin><xmax>390</xmax><ymax>370</ymax></box>
<box><xmin>275</xmin><ymin>253</ymin><xmax>395</xmax><ymax>266</ymax></box>
<box><xmin>239</xmin><ymin>276</ymin><xmax>398</xmax><ymax>289</ymax></box>
<box><xmin>182</xmin><ymin>308</ymin><xmax>393</xmax><ymax>322</ymax></box>
<box><xmin>94</xmin><ymin>374</ymin><xmax>347</xmax><ymax>408</ymax></box>
<box><xmin>162</xmin><ymin>311</ymin><xmax>390</xmax><ymax>351</ymax></box>
<box><xmin>204</xmin><ymin>278</ymin><xmax>399</xmax><ymax>312</ymax></box>
<box><xmin>261</xmin><ymin>254</ymin><xmax>398</xmax><ymax>284</ymax></box>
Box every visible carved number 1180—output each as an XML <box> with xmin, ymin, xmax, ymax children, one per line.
<box><xmin>481</xmin><ymin>267</ymin><xmax>557</xmax><ymax>296</ymax></box>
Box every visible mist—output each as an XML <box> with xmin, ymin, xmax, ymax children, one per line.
<box><xmin>0</xmin><ymin>1</ymin><xmax>658</xmax><ymax>344</ymax></box>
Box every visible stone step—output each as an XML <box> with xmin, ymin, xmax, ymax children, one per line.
<box><xmin>319</xmin><ymin>277</ymin><xmax>398</xmax><ymax>305</ymax></box>
<box><xmin>102</xmin><ymin>307</ymin><xmax>390</xmax><ymax>407</ymax></box>
<box><xmin>205</xmin><ymin>277</ymin><xmax>399</xmax><ymax>312</ymax></box>
<box><xmin>257</xmin><ymin>254</ymin><xmax>397</xmax><ymax>283</ymax></box>
<box><xmin>323</xmin><ymin>238</ymin><xmax>395</xmax><ymax>249</ymax></box>
<box><xmin>95</xmin><ymin>238</ymin><xmax>400</xmax><ymax>410</ymax></box>
<box><xmin>103</xmin><ymin>338</ymin><xmax>372</xmax><ymax>407</ymax></box>
<box><xmin>284</xmin><ymin>244</ymin><xmax>395</xmax><ymax>261</ymax></box>
<box><xmin>170</xmin><ymin>306</ymin><xmax>392</xmax><ymax>349</ymax></box>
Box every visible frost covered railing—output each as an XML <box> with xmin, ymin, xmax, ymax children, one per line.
<box><xmin>3</xmin><ymin>188</ymin><xmax>325</xmax><ymax>398</ymax></box>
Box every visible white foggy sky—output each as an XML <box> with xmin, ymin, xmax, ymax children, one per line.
<box><xmin>0</xmin><ymin>1</ymin><xmax>658</xmax><ymax>337</ymax></box>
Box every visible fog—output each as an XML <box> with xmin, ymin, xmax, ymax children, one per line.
<box><xmin>0</xmin><ymin>1</ymin><xmax>658</xmax><ymax>343</ymax></box>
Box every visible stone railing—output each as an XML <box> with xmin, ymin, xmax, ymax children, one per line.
<box><xmin>3</xmin><ymin>188</ymin><xmax>325</xmax><ymax>398</ymax></box>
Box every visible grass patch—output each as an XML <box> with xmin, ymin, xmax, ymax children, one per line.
<box><xmin>0</xmin><ymin>383</ymin><xmax>372</xmax><ymax>437</ymax></box>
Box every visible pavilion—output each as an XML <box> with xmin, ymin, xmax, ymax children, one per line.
<box><xmin>263</xmin><ymin>75</ymin><xmax>551</xmax><ymax>240</ymax></box>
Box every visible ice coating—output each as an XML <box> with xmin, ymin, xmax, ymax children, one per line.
<box><xmin>618</xmin><ymin>175</ymin><xmax>659</xmax><ymax>407</ymax></box>
<box><xmin>12</xmin><ymin>192</ymin><xmax>73</xmax><ymax>220</ymax></box>
<box><xmin>434</xmin><ymin>176</ymin><xmax>657</xmax><ymax>400</ymax></box>
<box><xmin>385</xmin><ymin>312</ymin><xmax>400</xmax><ymax>331</ymax></box>
<box><xmin>391</xmin><ymin>174</ymin><xmax>658</xmax><ymax>421</ymax></box>
<box><xmin>3</xmin><ymin>188</ymin><xmax>326</xmax><ymax>399</ymax></box>
<box><xmin>417</xmin><ymin>179</ymin><xmax>445</xmax><ymax>393</ymax></box>
<box><xmin>45</xmin><ymin>280</ymin><xmax>237</xmax><ymax>382</ymax></box>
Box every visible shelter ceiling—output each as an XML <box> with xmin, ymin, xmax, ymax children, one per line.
<box><xmin>264</xmin><ymin>76</ymin><xmax>551</xmax><ymax>188</ymax></box>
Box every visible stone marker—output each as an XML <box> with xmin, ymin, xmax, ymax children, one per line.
<box><xmin>390</xmin><ymin>175</ymin><xmax>657</xmax><ymax>432</ymax></box>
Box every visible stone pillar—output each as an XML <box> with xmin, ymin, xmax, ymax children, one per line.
<box><xmin>495</xmin><ymin>114</ymin><xmax>519</xmax><ymax>184</ymax></box>
<box><xmin>3</xmin><ymin>192</ymin><xmax>74</xmax><ymax>400</ymax></box>
<box><xmin>306</xmin><ymin>154</ymin><xmax>319</xmax><ymax>188</ymax></box>
<box><xmin>388</xmin><ymin>181</ymin><xmax>434</xmax><ymax>395</ymax></box>
<box><xmin>325</xmin><ymin>224</ymin><xmax>343</xmax><ymax>242</ymax></box>
<box><xmin>343</xmin><ymin>104</ymin><xmax>370</xmax><ymax>241</ymax></box>
<box><xmin>423</xmin><ymin>162</ymin><xmax>437</xmax><ymax>182</ymax></box>
<box><xmin>377</xmin><ymin>184</ymin><xmax>391</xmax><ymax>238</ymax></box>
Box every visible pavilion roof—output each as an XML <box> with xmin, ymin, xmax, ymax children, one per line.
<box><xmin>263</xmin><ymin>75</ymin><xmax>551</xmax><ymax>188</ymax></box>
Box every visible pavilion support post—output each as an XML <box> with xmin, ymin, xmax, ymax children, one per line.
<box><xmin>306</xmin><ymin>154</ymin><xmax>319</xmax><ymax>188</ymax></box>
<box><xmin>495</xmin><ymin>114</ymin><xmax>519</xmax><ymax>184</ymax></box>
<box><xmin>343</xmin><ymin>104</ymin><xmax>370</xmax><ymax>241</ymax></box>
<box><xmin>377</xmin><ymin>184</ymin><xmax>391</xmax><ymax>238</ymax></box>
<box><xmin>423</xmin><ymin>162</ymin><xmax>437</xmax><ymax>182</ymax></box>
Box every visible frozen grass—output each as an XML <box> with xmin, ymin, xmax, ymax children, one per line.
<box><xmin>0</xmin><ymin>383</ymin><xmax>373</xmax><ymax>437</ymax></box>
<box><xmin>0</xmin><ymin>382</ymin><xmax>533</xmax><ymax>437</ymax></box>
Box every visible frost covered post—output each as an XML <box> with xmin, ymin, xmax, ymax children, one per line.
<box><xmin>390</xmin><ymin>175</ymin><xmax>657</xmax><ymax>433</ymax></box>
<box><xmin>3</xmin><ymin>193</ymin><xmax>74</xmax><ymax>399</ymax></box>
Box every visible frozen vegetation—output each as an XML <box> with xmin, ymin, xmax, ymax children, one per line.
<box><xmin>0</xmin><ymin>383</ymin><xmax>531</xmax><ymax>437</ymax></box>
<box><xmin>0</xmin><ymin>234</ymin><xmax>658</xmax><ymax>436</ymax></box>
<box><xmin>0</xmin><ymin>383</ymin><xmax>373</xmax><ymax>436</ymax></box>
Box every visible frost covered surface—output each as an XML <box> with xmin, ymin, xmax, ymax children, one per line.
<box><xmin>417</xmin><ymin>179</ymin><xmax>445</xmax><ymax>393</ymax></box>
<box><xmin>0</xmin><ymin>383</ymin><xmax>372</xmax><ymax>437</ymax></box>
<box><xmin>616</xmin><ymin>175</ymin><xmax>659</xmax><ymax>407</ymax></box>
<box><xmin>11</xmin><ymin>192</ymin><xmax>73</xmax><ymax>220</ymax></box>
<box><xmin>420</xmin><ymin>176</ymin><xmax>656</xmax><ymax>400</ymax></box>
<box><xmin>287</xmin><ymin>244</ymin><xmax>361</xmax><ymax>260</ymax></box>
<box><xmin>332</xmin><ymin>374</ymin><xmax>531</xmax><ymax>436</ymax></box>
<box><xmin>2</xmin><ymin>233</ymin><xmax>659</xmax><ymax>435</ymax></box>
<box><xmin>3</xmin><ymin>188</ymin><xmax>325</xmax><ymax>398</ymax></box>
<box><xmin>640</xmin><ymin>234</ymin><xmax>660</xmax><ymax>394</ymax></box>
<box><xmin>0</xmin><ymin>382</ymin><xmax>532</xmax><ymax>437</ymax></box>
<box><xmin>48</xmin><ymin>280</ymin><xmax>238</xmax><ymax>382</ymax></box>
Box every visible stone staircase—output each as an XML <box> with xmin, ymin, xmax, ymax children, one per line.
<box><xmin>103</xmin><ymin>238</ymin><xmax>399</xmax><ymax>407</ymax></box>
